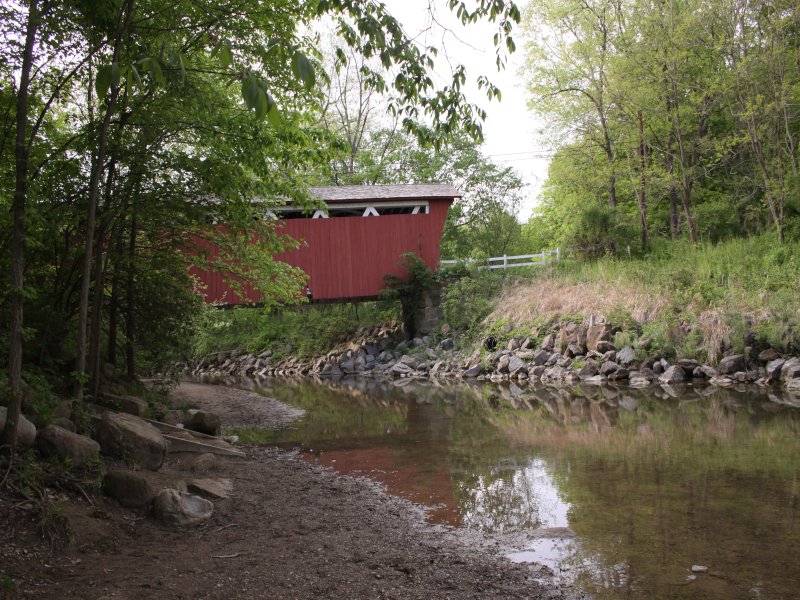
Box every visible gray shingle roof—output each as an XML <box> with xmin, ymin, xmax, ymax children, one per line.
<box><xmin>310</xmin><ymin>184</ymin><xmax>461</xmax><ymax>203</ymax></box>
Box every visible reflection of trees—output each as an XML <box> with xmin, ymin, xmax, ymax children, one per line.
<box><xmin>250</xmin><ymin>377</ymin><xmax>800</xmax><ymax>599</ymax></box>
<box><xmin>493</xmin><ymin>384</ymin><xmax>800</xmax><ymax>600</ymax></box>
<box><xmin>457</xmin><ymin>458</ymin><xmax>570</xmax><ymax>533</ymax></box>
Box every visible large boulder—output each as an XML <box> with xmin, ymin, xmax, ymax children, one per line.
<box><xmin>0</xmin><ymin>407</ymin><xmax>36</xmax><ymax>448</ymax></box>
<box><xmin>781</xmin><ymin>357</ymin><xmax>800</xmax><ymax>382</ymax></box>
<box><xmin>36</xmin><ymin>425</ymin><xmax>99</xmax><ymax>468</ymax></box>
<box><xmin>150</xmin><ymin>488</ymin><xmax>213</xmax><ymax>527</ymax></box>
<box><xmin>719</xmin><ymin>354</ymin><xmax>746</xmax><ymax>375</ymax></box>
<box><xmin>184</xmin><ymin>410</ymin><xmax>222</xmax><ymax>437</ymax></box>
<box><xmin>93</xmin><ymin>412</ymin><xmax>167</xmax><ymax>471</ymax></box>
<box><xmin>103</xmin><ymin>469</ymin><xmax>155</xmax><ymax>509</ymax></box>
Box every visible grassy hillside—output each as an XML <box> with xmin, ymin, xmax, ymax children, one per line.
<box><xmin>466</xmin><ymin>236</ymin><xmax>800</xmax><ymax>362</ymax></box>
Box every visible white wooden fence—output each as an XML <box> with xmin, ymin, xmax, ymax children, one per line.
<box><xmin>440</xmin><ymin>248</ymin><xmax>561</xmax><ymax>270</ymax></box>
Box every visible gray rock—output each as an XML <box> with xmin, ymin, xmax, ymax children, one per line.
<box><xmin>577</xmin><ymin>359</ymin><xmax>599</xmax><ymax>379</ymax></box>
<box><xmin>188</xmin><ymin>478</ymin><xmax>232</xmax><ymax>500</ymax></box>
<box><xmin>390</xmin><ymin>361</ymin><xmax>414</xmax><ymax>376</ymax></box>
<box><xmin>757</xmin><ymin>348</ymin><xmax>781</xmax><ymax>363</ymax></box>
<box><xmin>659</xmin><ymin>365</ymin><xmax>687</xmax><ymax>384</ymax></box>
<box><xmin>0</xmin><ymin>407</ymin><xmax>36</xmax><ymax>448</ymax></box>
<box><xmin>93</xmin><ymin>412</ymin><xmax>167</xmax><ymax>471</ymax></box>
<box><xmin>521</xmin><ymin>337</ymin><xmax>536</xmax><ymax>350</ymax></box>
<box><xmin>507</xmin><ymin>338</ymin><xmax>521</xmax><ymax>351</ymax></box>
<box><xmin>532</xmin><ymin>350</ymin><xmax>551</xmax><ymax>366</ymax></box>
<box><xmin>583</xmin><ymin>375</ymin><xmax>607</xmax><ymax>385</ymax></box>
<box><xmin>586</xmin><ymin>324</ymin><xmax>613</xmax><ymax>352</ymax></box>
<box><xmin>36</xmin><ymin>425</ymin><xmax>99</xmax><ymax>467</ymax></box>
<box><xmin>719</xmin><ymin>354</ymin><xmax>746</xmax><ymax>375</ymax></box>
<box><xmin>629</xmin><ymin>372</ymin><xmax>653</xmax><ymax>387</ymax></box>
<box><xmin>508</xmin><ymin>356</ymin><xmax>526</xmax><ymax>375</ymax></box>
<box><xmin>599</xmin><ymin>361</ymin><xmax>620</xmax><ymax>376</ymax></box>
<box><xmin>596</xmin><ymin>340</ymin><xmax>616</xmax><ymax>353</ymax></box>
<box><xmin>185</xmin><ymin>410</ymin><xmax>222</xmax><ymax>437</ymax></box>
<box><xmin>50</xmin><ymin>417</ymin><xmax>76</xmax><ymax>432</ymax></box>
<box><xmin>497</xmin><ymin>355</ymin><xmax>511</xmax><ymax>373</ymax></box>
<box><xmin>463</xmin><ymin>364</ymin><xmax>484</xmax><ymax>378</ymax></box>
<box><xmin>766</xmin><ymin>358</ymin><xmax>785</xmax><ymax>381</ymax></box>
<box><xmin>699</xmin><ymin>364</ymin><xmax>718</xmax><ymax>379</ymax></box>
<box><xmin>189</xmin><ymin>453</ymin><xmax>218</xmax><ymax>472</ymax></box>
<box><xmin>529</xmin><ymin>365</ymin><xmax>546</xmax><ymax>379</ymax></box>
<box><xmin>439</xmin><ymin>337</ymin><xmax>454</xmax><ymax>351</ymax></box>
<box><xmin>780</xmin><ymin>357</ymin><xmax>800</xmax><ymax>382</ymax></box>
<box><xmin>150</xmin><ymin>488</ymin><xmax>213</xmax><ymax>526</ymax></box>
<box><xmin>601</xmin><ymin>350</ymin><xmax>617</xmax><ymax>363</ymax></box>
<box><xmin>540</xmin><ymin>333</ymin><xmax>556</xmax><ymax>351</ymax></box>
<box><xmin>616</xmin><ymin>346</ymin><xmax>636</xmax><ymax>366</ymax></box>
<box><xmin>608</xmin><ymin>368</ymin><xmax>630</xmax><ymax>381</ymax></box>
<box><xmin>116</xmin><ymin>395</ymin><xmax>148</xmax><ymax>417</ymax></box>
<box><xmin>103</xmin><ymin>469</ymin><xmax>154</xmax><ymax>509</ymax></box>
<box><xmin>677</xmin><ymin>358</ymin><xmax>700</xmax><ymax>375</ymax></box>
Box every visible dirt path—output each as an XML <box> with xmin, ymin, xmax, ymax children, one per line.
<box><xmin>1</xmin><ymin>383</ymin><xmax>578</xmax><ymax>599</ymax></box>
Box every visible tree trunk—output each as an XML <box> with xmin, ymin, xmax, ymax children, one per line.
<box><xmin>3</xmin><ymin>0</ymin><xmax>40</xmax><ymax>453</ymax></box>
<box><xmin>74</xmin><ymin>0</ymin><xmax>135</xmax><ymax>400</ymax></box>
<box><xmin>125</xmin><ymin>216</ymin><xmax>138</xmax><ymax>380</ymax></box>
<box><xmin>636</xmin><ymin>111</ymin><xmax>649</xmax><ymax>251</ymax></box>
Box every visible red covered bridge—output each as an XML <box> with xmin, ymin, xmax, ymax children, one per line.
<box><xmin>194</xmin><ymin>184</ymin><xmax>460</xmax><ymax>305</ymax></box>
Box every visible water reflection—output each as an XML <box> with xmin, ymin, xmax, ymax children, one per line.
<box><xmin>229</xmin><ymin>375</ymin><xmax>800</xmax><ymax>599</ymax></box>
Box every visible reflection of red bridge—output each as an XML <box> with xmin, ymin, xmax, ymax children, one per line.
<box><xmin>193</xmin><ymin>184</ymin><xmax>459</xmax><ymax>305</ymax></box>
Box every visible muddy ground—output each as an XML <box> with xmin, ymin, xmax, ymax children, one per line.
<box><xmin>0</xmin><ymin>382</ymin><xmax>579</xmax><ymax>599</ymax></box>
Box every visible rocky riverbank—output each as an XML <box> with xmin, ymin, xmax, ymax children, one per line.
<box><xmin>185</xmin><ymin>318</ymin><xmax>800</xmax><ymax>397</ymax></box>
<box><xmin>0</xmin><ymin>382</ymin><xmax>580</xmax><ymax>600</ymax></box>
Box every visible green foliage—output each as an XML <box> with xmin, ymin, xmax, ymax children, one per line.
<box><xmin>193</xmin><ymin>302</ymin><xmax>396</xmax><ymax>359</ymax></box>
<box><xmin>381</xmin><ymin>253</ymin><xmax>435</xmax><ymax>337</ymax></box>
<box><xmin>441</xmin><ymin>270</ymin><xmax>498</xmax><ymax>333</ymax></box>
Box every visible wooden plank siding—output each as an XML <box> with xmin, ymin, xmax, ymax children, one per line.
<box><xmin>190</xmin><ymin>195</ymin><xmax>453</xmax><ymax>305</ymax></box>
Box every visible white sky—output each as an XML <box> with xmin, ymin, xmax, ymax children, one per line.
<box><xmin>384</xmin><ymin>0</ymin><xmax>550</xmax><ymax>221</ymax></box>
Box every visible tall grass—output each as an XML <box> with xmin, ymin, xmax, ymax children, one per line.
<box><xmin>483</xmin><ymin>235</ymin><xmax>800</xmax><ymax>359</ymax></box>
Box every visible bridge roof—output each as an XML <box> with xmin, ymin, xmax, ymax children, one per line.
<box><xmin>310</xmin><ymin>184</ymin><xmax>461</xmax><ymax>203</ymax></box>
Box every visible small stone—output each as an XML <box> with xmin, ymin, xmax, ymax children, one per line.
<box><xmin>781</xmin><ymin>357</ymin><xmax>800</xmax><ymax>382</ymax></box>
<box><xmin>691</xmin><ymin>565</ymin><xmax>709</xmax><ymax>573</ymax></box>
<box><xmin>150</xmin><ymin>489</ymin><xmax>213</xmax><ymax>527</ymax></box>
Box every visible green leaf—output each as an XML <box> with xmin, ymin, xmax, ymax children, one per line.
<box><xmin>292</xmin><ymin>52</ymin><xmax>316</xmax><ymax>91</ymax></box>
<box><xmin>220</xmin><ymin>42</ymin><xmax>234</xmax><ymax>68</ymax></box>
<box><xmin>96</xmin><ymin>64</ymin><xmax>113</xmax><ymax>101</ymax></box>
<box><xmin>130</xmin><ymin>63</ymin><xmax>143</xmax><ymax>87</ymax></box>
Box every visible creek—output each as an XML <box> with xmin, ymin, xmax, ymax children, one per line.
<box><xmin>234</xmin><ymin>376</ymin><xmax>800</xmax><ymax>599</ymax></box>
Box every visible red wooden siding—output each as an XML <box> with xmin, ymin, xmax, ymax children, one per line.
<box><xmin>191</xmin><ymin>197</ymin><xmax>452</xmax><ymax>305</ymax></box>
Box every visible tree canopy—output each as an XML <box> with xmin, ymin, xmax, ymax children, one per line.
<box><xmin>0</xmin><ymin>0</ymin><xmax>522</xmax><ymax>450</ymax></box>
<box><xmin>523</xmin><ymin>0</ymin><xmax>800</xmax><ymax>255</ymax></box>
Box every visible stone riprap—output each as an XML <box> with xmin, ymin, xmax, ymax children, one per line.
<box><xmin>183</xmin><ymin>321</ymin><xmax>800</xmax><ymax>395</ymax></box>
